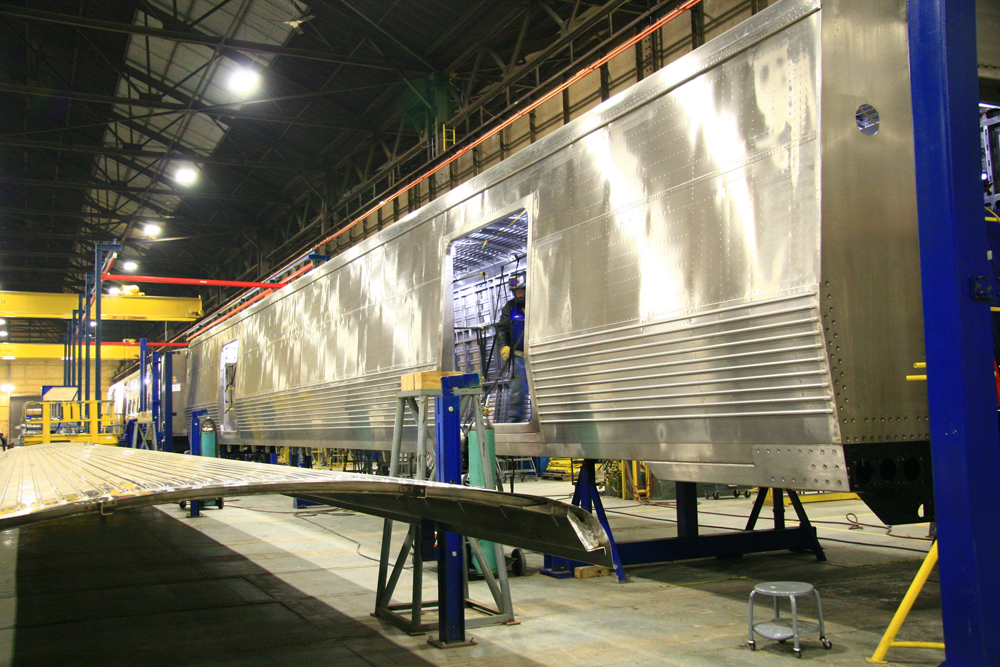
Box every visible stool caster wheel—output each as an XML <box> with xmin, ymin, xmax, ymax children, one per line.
<box><xmin>179</xmin><ymin>501</ymin><xmax>187</xmax><ymax>509</ymax></box>
<box><xmin>794</xmin><ymin>649</ymin><xmax>802</xmax><ymax>659</ymax></box>
<box><xmin>822</xmin><ymin>639</ymin><xmax>833</xmax><ymax>650</ymax></box>
<box><xmin>747</xmin><ymin>641</ymin><xmax>755</xmax><ymax>651</ymax></box>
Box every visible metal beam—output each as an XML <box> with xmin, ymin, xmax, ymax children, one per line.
<box><xmin>102</xmin><ymin>274</ymin><xmax>286</xmax><ymax>290</ymax></box>
<box><xmin>0</xmin><ymin>343</ymin><xmax>141</xmax><ymax>361</ymax></box>
<box><xmin>0</xmin><ymin>292</ymin><xmax>202</xmax><ymax>321</ymax></box>
<box><xmin>0</xmin><ymin>82</ymin><xmax>371</xmax><ymax>133</ymax></box>
<box><xmin>0</xmin><ymin>178</ymin><xmax>289</xmax><ymax>204</ymax></box>
<box><xmin>0</xmin><ymin>137</ymin><xmax>325</xmax><ymax>173</ymax></box>
<box><xmin>0</xmin><ymin>6</ymin><xmax>428</xmax><ymax>73</ymax></box>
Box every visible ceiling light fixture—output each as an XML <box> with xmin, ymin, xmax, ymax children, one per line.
<box><xmin>1</xmin><ymin>357</ymin><xmax>13</xmax><ymax>361</ymax></box>
<box><xmin>122</xmin><ymin>261</ymin><xmax>138</xmax><ymax>271</ymax></box>
<box><xmin>0</xmin><ymin>331</ymin><xmax>8</xmax><ymax>338</ymax></box>
<box><xmin>143</xmin><ymin>223</ymin><xmax>161</xmax><ymax>236</ymax></box>
<box><xmin>0</xmin><ymin>319</ymin><xmax>5</xmax><ymax>326</ymax></box>
<box><xmin>229</xmin><ymin>68</ymin><xmax>260</xmax><ymax>93</ymax></box>
<box><xmin>108</xmin><ymin>286</ymin><xmax>121</xmax><ymax>295</ymax></box>
<box><xmin>174</xmin><ymin>167</ymin><xmax>198</xmax><ymax>185</ymax></box>
<box><xmin>0</xmin><ymin>384</ymin><xmax>13</xmax><ymax>393</ymax></box>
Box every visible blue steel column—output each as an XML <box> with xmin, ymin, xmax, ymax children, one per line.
<box><xmin>139</xmin><ymin>338</ymin><xmax>148</xmax><ymax>412</ymax></box>
<box><xmin>163</xmin><ymin>351</ymin><xmax>173</xmax><ymax>452</ymax></box>
<box><xmin>84</xmin><ymin>273</ymin><xmax>92</xmax><ymax>402</ymax></box>
<box><xmin>151</xmin><ymin>351</ymin><xmax>161</xmax><ymax>450</ymax></box>
<box><xmin>908</xmin><ymin>1</ymin><xmax>1000</xmax><ymax>664</ymax></box>
<box><xmin>64</xmin><ymin>327</ymin><xmax>70</xmax><ymax>387</ymax></box>
<box><xmin>75</xmin><ymin>298</ymin><xmax>83</xmax><ymax>398</ymax></box>
<box><xmin>432</xmin><ymin>374</ymin><xmax>478</xmax><ymax>647</ymax></box>
<box><xmin>93</xmin><ymin>244</ymin><xmax>121</xmax><ymax>414</ymax></box>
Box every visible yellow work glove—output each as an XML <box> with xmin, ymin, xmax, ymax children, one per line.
<box><xmin>501</xmin><ymin>346</ymin><xmax>511</xmax><ymax>362</ymax></box>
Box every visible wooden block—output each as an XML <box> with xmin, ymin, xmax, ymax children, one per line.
<box><xmin>573</xmin><ymin>565</ymin><xmax>609</xmax><ymax>579</ymax></box>
<box><xmin>400</xmin><ymin>371</ymin><xmax>466</xmax><ymax>391</ymax></box>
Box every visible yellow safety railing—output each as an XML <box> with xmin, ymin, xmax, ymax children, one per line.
<box><xmin>22</xmin><ymin>400</ymin><xmax>123</xmax><ymax>446</ymax></box>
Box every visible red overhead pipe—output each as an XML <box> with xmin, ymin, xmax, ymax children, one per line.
<box><xmin>102</xmin><ymin>341</ymin><xmax>189</xmax><ymax>347</ymax></box>
<box><xmin>102</xmin><ymin>274</ymin><xmax>288</xmax><ymax>289</ymax></box>
<box><xmin>186</xmin><ymin>262</ymin><xmax>314</xmax><ymax>341</ymax></box>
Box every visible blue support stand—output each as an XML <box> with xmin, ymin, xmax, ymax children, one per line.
<box><xmin>908</xmin><ymin>1</ymin><xmax>1000</xmax><ymax>663</ymax></box>
<box><xmin>427</xmin><ymin>373</ymin><xmax>478</xmax><ymax>648</ymax></box>
<box><xmin>188</xmin><ymin>410</ymin><xmax>207</xmax><ymax>518</ymax></box>
<box><xmin>541</xmin><ymin>460</ymin><xmax>627</xmax><ymax>582</ymax></box>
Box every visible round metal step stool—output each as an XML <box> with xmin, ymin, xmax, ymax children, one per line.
<box><xmin>748</xmin><ymin>581</ymin><xmax>832</xmax><ymax>657</ymax></box>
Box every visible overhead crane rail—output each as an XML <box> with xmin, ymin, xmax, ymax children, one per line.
<box><xmin>0</xmin><ymin>291</ymin><xmax>202</xmax><ymax>321</ymax></box>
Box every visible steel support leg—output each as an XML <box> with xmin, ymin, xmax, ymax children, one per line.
<box><xmin>908</xmin><ymin>1</ymin><xmax>1000</xmax><ymax>663</ymax></box>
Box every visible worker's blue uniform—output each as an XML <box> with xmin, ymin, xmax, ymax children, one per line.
<box><xmin>496</xmin><ymin>296</ymin><xmax>529</xmax><ymax>422</ymax></box>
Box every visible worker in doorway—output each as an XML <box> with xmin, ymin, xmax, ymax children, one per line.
<box><xmin>0</xmin><ymin>431</ymin><xmax>6</xmax><ymax>451</ymax></box>
<box><xmin>497</xmin><ymin>275</ymin><xmax>529</xmax><ymax>422</ymax></box>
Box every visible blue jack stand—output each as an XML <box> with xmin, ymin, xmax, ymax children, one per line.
<box><xmin>541</xmin><ymin>459</ymin><xmax>628</xmax><ymax>582</ymax></box>
<box><xmin>374</xmin><ymin>373</ymin><xmax>513</xmax><ymax>646</ymax></box>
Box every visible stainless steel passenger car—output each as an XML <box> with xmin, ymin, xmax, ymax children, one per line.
<box><xmin>187</xmin><ymin>0</ymin><xmax>932</xmax><ymax>522</ymax></box>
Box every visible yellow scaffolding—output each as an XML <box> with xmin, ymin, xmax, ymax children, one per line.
<box><xmin>21</xmin><ymin>400</ymin><xmax>123</xmax><ymax>446</ymax></box>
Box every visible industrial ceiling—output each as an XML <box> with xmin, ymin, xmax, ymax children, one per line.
<box><xmin>0</xmin><ymin>0</ymin><xmax>723</xmax><ymax>346</ymax></box>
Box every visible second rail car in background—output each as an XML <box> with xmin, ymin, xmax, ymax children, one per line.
<box><xmin>108</xmin><ymin>349</ymin><xmax>189</xmax><ymax>451</ymax></box>
<box><xmin>185</xmin><ymin>0</ymin><xmax>933</xmax><ymax>523</ymax></box>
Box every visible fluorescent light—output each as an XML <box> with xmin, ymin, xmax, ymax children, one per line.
<box><xmin>0</xmin><ymin>331</ymin><xmax>8</xmax><ymax>338</ymax></box>
<box><xmin>122</xmin><ymin>261</ymin><xmax>138</xmax><ymax>271</ymax></box>
<box><xmin>143</xmin><ymin>223</ymin><xmax>161</xmax><ymax>236</ymax></box>
<box><xmin>0</xmin><ymin>384</ymin><xmax>13</xmax><ymax>393</ymax></box>
<box><xmin>229</xmin><ymin>68</ymin><xmax>260</xmax><ymax>93</ymax></box>
<box><xmin>1</xmin><ymin>357</ymin><xmax>13</xmax><ymax>361</ymax></box>
<box><xmin>108</xmin><ymin>286</ymin><xmax>121</xmax><ymax>295</ymax></box>
<box><xmin>89</xmin><ymin>321</ymin><xmax>97</xmax><ymax>328</ymax></box>
<box><xmin>0</xmin><ymin>319</ymin><xmax>6</xmax><ymax>326</ymax></box>
<box><xmin>175</xmin><ymin>167</ymin><xmax>198</xmax><ymax>185</ymax></box>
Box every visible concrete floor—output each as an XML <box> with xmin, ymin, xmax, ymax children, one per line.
<box><xmin>0</xmin><ymin>480</ymin><xmax>943</xmax><ymax>666</ymax></box>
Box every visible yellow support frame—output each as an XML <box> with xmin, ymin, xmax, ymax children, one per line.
<box><xmin>866</xmin><ymin>541</ymin><xmax>944</xmax><ymax>663</ymax></box>
<box><xmin>0</xmin><ymin>291</ymin><xmax>202</xmax><ymax>321</ymax></box>
<box><xmin>0</xmin><ymin>343</ymin><xmax>142</xmax><ymax>360</ymax></box>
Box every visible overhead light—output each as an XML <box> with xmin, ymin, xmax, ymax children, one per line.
<box><xmin>1</xmin><ymin>357</ymin><xmax>13</xmax><ymax>361</ymax></box>
<box><xmin>229</xmin><ymin>68</ymin><xmax>260</xmax><ymax>93</ymax></box>
<box><xmin>0</xmin><ymin>384</ymin><xmax>13</xmax><ymax>393</ymax></box>
<box><xmin>0</xmin><ymin>331</ymin><xmax>8</xmax><ymax>338</ymax></box>
<box><xmin>122</xmin><ymin>261</ymin><xmax>138</xmax><ymax>271</ymax></box>
<box><xmin>0</xmin><ymin>319</ymin><xmax>6</xmax><ymax>326</ymax></box>
<box><xmin>89</xmin><ymin>321</ymin><xmax>97</xmax><ymax>328</ymax></box>
<box><xmin>108</xmin><ymin>286</ymin><xmax>121</xmax><ymax>295</ymax></box>
<box><xmin>174</xmin><ymin>167</ymin><xmax>198</xmax><ymax>185</ymax></box>
<box><xmin>143</xmin><ymin>223</ymin><xmax>161</xmax><ymax>236</ymax></box>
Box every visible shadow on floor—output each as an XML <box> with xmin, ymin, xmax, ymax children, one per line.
<box><xmin>8</xmin><ymin>506</ymin><xmax>485</xmax><ymax>667</ymax></box>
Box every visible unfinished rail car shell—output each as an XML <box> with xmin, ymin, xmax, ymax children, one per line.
<box><xmin>187</xmin><ymin>0</ymin><xmax>931</xmax><ymax>523</ymax></box>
